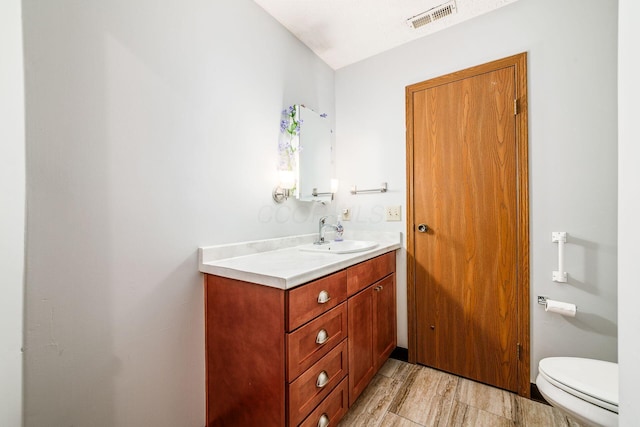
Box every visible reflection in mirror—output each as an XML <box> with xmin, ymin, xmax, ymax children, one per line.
<box><xmin>276</xmin><ymin>105</ymin><xmax>301</xmax><ymax>202</ymax></box>
<box><xmin>277</xmin><ymin>105</ymin><xmax>335</xmax><ymax>203</ymax></box>
<box><xmin>298</xmin><ymin>105</ymin><xmax>334</xmax><ymax>202</ymax></box>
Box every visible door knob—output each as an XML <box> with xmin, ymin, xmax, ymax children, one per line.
<box><xmin>417</xmin><ymin>224</ymin><xmax>429</xmax><ymax>233</ymax></box>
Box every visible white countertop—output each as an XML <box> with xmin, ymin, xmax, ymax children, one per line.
<box><xmin>198</xmin><ymin>231</ymin><xmax>402</xmax><ymax>289</ymax></box>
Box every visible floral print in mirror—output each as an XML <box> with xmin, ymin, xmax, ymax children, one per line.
<box><xmin>278</xmin><ymin>105</ymin><xmax>302</xmax><ymax>196</ymax></box>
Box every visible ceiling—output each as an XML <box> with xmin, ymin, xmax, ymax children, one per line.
<box><xmin>253</xmin><ymin>0</ymin><xmax>518</xmax><ymax>69</ymax></box>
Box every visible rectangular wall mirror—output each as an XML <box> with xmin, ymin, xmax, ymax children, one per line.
<box><xmin>298</xmin><ymin>105</ymin><xmax>334</xmax><ymax>202</ymax></box>
<box><xmin>278</xmin><ymin>105</ymin><xmax>335</xmax><ymax>203</ymax></box>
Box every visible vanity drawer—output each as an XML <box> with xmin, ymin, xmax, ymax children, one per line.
<box><xmin>287</xmin><ymin>270</ymin><xmax>347</xmax><ymax>331</ymax></box>
<box><xmin>287</xmin><ymin>302</ymin><xmax>348</xmax><ymax>382</ymax></box>
<box><xmin>287</xmin><ymin>339</ymin><xmax>348</xmax><ymax>427</ymax></box>
<box><xmin>298</xmin><ymin>376</ymin><xmax>349</xmax><ymax>427</ymax></box>
<box><xmin>347</xmin><ymin>252</ymin><xmax>395</xmax><ymax>296</ymax></box>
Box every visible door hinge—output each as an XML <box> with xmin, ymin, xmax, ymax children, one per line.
<box><xmin>516</xmin><ymin>343</ymin><xmax>522</xmax><ymax>360</ymax></box>
<box><xmin>514</xmin><ymin>98</ymin><xmax>518</xmax><ymax>115</ymax></box>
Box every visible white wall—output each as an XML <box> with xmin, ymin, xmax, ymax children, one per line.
<box><xmin>0</xmin><ymin>0</ymin><xmax>25</xmax><ymax>425</ymax></box>
<box><xmin>335</xmin><ymin>0</ymin><xmax>618</xmax><ymax>381</ymax></box>
<box><xmin>22</xmin><ymin>0</ymin><xmax>334</xmax><ymax>425</ymax></box>
<box><xmin>618</xmin><ymin>0</ymin><xmax>639</xmax><ymax>424</ymax></box>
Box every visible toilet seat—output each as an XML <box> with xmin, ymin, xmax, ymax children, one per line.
<box><xmin>538</xmin><ymin>357</ymin><xmax>618</xmax><ymax>413</ymax></box>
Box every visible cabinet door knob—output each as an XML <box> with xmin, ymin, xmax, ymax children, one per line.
<box><xmin>317</xmin><ymin>413</ymin><xmax>330</xmax><ymax>427</ymax></box>
<box><xmin>317</xmin><ymin>290</ymin><xmax>331</xmax><ymax>304</ymax></box>
<box><xmin>316</xmin><ymin>328</ymin><xmax>329</xmax><ymax>345</ymax></box>
<box><xmin>316</xmin><ymin>370</ymin><xmax>330</xmax><ymax>388</ymax></box>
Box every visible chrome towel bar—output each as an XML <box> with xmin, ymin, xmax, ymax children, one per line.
<box><xmin>350</xmin><ymin>182</ymin><xmax>387</xmax><ymax>195</ymax></box>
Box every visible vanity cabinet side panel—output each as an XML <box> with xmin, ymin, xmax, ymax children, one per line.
<box><xmin>205</xmin><ymin>275</ymin><xmax>285</xmax><ymax>427</ymax></box>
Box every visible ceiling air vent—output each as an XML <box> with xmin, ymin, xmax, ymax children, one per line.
<box><xmin>407</xmin><ymin>0</ymin><xmax>457</xmax><ymax>29</ymax></box>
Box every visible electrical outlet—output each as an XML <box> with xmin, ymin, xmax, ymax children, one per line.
<box><xmin>385</xmin><ymin>206</ymin><xmax>401</xmax><ymax>221</ymax></box>
<box><xmin>341</xmin><ymin>208</ymin><xmax>351</xmax><ymax>221</ymax></box>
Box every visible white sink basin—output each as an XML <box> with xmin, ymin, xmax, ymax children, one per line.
<box><xmin>298</xmin><ymin>240</ymin><xmax>378</xmax><ymax>254</ymax></box>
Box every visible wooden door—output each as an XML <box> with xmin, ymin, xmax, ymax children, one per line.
<box><xmin>406</xmin><ymin>53</ymin><xmax>530</xmax><ymax>396</ymax></box>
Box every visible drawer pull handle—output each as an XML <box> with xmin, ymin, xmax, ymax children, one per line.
<box><xmin>316</xmin><ymin>370</ymin><xmax>330</xmax><ymax>388</ymax></box>
<box><xmin>316</xmin><ymin>329</ymin><xmax>329</xmax><ymax>345</ymax></box>
<box><xmin>374</xmin><ymin>285</ymin><xmax>384</xmax><ymax>292</ymax></box>
<box><xmin>317</xmin><ymin>290</ymin><xmax>331</xmax><ymax>304</ymax></box>
<box><xmin>318</xmin><ymin>413</ymin><xmax>330</xmax><ymax>427</ymax></box>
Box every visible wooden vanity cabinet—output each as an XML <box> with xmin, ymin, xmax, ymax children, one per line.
<box><xmin>204</xmin><ymin>251</ymin><xmax>396</xmax><ymax>427</ymax></box>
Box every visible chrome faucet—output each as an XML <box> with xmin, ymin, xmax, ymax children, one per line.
<box><xmin>315</xmin><ymin>215</ymin><xmax>338</xmax><ymax>245</ymax></box>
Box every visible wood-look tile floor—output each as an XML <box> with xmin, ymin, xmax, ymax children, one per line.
<box><xmin>338</xmin><ymin>359</ymin><xmax>583</xmax><ymax>427</ymax></box>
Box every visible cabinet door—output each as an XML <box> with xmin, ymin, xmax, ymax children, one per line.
<box><xmin>373</xmin><ymin>274</ymin><xmax>396</xmax><ymax>371</ymax></box>
<box><xmin>347</xmin><ymin>286</ymin><xmax>374</xmax><ymax>406</ymax></box>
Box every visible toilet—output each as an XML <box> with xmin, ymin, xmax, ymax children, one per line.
<box><xmin>536</xmin><ymin>357</ymin><xmax>618</xmax><ymax>427</ymax></box>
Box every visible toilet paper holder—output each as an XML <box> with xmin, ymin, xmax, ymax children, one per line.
<box><xmin>537</xmin><ymin>295</ymin><xmax>578</xmax><ymax>313</ymax></box>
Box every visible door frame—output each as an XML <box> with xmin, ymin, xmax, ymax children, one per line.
<box><xmin>405</xmin><ymin>52</ymin><xmax>530</xmax><ymax>397</ymax></box>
